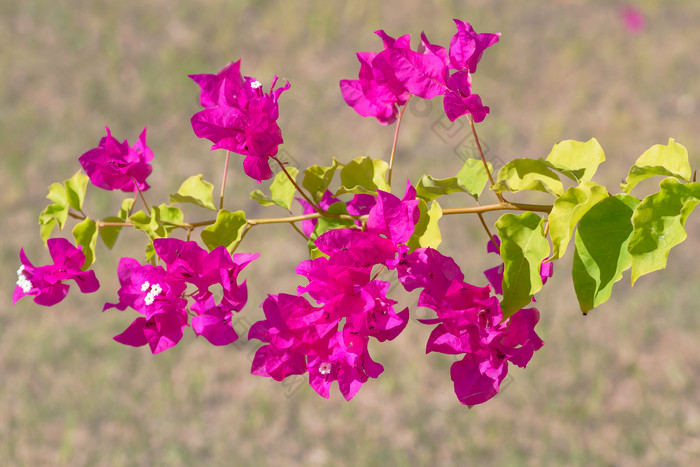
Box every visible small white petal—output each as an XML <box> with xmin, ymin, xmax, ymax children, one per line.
<box><xmin>140</xmin><ymin>281</ymin><xmax>150</xmax><ymax>292</ymax></box>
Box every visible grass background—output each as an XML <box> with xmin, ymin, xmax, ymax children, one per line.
<box><xmin>2</xmin><ymin>0</ymin><xmax>700</xmax><ymax>465</ymax></box>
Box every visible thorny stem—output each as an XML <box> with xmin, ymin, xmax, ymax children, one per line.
<box><xmin>271</xmin><ymin>155</ymin><xmax>323</xmax><ymax>214</ymax></box>
<box><xmin>220</xmin><ymin>151</ymin><xmax>231</xmax><ymax>211</ymax></box>
<box><xmin>467</xmin><ymin>115</ymin><xmax>503</xmax><ymax>203</ymax></box>
<box><xmin>388</xmin><ymin>97</ymin><xmax>411</xmax><ymax>187</ymax></box>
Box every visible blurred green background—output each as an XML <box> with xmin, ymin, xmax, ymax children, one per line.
<box><xmin>2</xmin><ymin>0</ymin><xmax>700</xmax><ymax>465</ymax></box>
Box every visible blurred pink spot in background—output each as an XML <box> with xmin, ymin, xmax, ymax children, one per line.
<box><xmin>621</xmin><ymin>5</ymin><xmax>646</xmax><ymax>33</ymax></box>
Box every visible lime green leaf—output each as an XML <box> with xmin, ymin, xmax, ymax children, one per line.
<box><xmin>270</xmin><ymin>167</ymin><xmax>299</xmax><ymax>210</ymax></box>
<box><xmin>201</xmin><ymin>209</ymin><xmax>247</xmax><ymax>251</ymax></box>
<box><xmin>72</xmin><ymin>217</ymin><xmax>98</xmax><ymax>269</ymax></box>
<box><xmin>64</xmin><ymin>170</ymin><xmax>90</xmax><ymax>212</ymax></box>
<box><xmin>39</xmin><ymin>217</ymin><xmax>57</xmax><ymax>245</ymax></box>
<box><xmin>336</xmin><ymin>156</ymin><xmax>390</xmax><ymax>196</ymax></box>
<box><xmin>415</xmin><ymin>175</ymin><xmax>465</xmax><ymax>202</ymax></box>
<box><xmin>622</xmin><ymin>139</ymin><xmax>691</xmax><ymax>193</ymax></box>
<box><xmin>303</xmin><ymin>158</ymin><xmax>343</xmax><ymax>203</ymax></box>
<box><xmin>544</xmin><ymin>138</ymin><xmax>605</xmax><ymax>183</ymax></box>
<box><xmin>46</xmin><ymin>182</ymin><xmax>68</xmax><ymax>206</ymax></box>
<box><xmin>628</xmin><ymin>178</ymin><xmax>700</xmax><ymax>284</ymax></box>
<box><xmin>548</xmin><ymin>181</ymin><xmax>609</xmax><ymax>260</ymax></box>
<box><xmin>99</xmin><ymin>216</ymin><xmax>124</xmax><ymax>249</ymax></box>
<box><xmin>129</xmin><ymin>210</ymin><xmax>166</xmax><ymax>239</ymax></box>
<box><xmin>119</xmin><ymin>198</ymin><xmax>135</xmax><ymax>220</ymax></box>
<box><xmin>250</xmin><ymin>189</ymin><xmax>276</xmax><ymax>206</ymax></box>
<box><xmin>407</xmin><ymin>199</ymin><xmax>442</xmax><ymax>250</ymax></box>
<box><xmin>145</xmin><ymin>240</ymin><xmax>156</xmax><ymax>265</ymax></box>
<box><xmin>170</xmin><ymin>174</ymin><xmax>217</xmax><ymax>210</ymax></box>
<box><xmin>492</xmin><ymin>159</ymin><xmax>564</xmax><ymax>196</ymax></box>
<box><xmin>456</xmin><ymin>159</ymin><xmax>491</xmax><ymax>200</ymax></box>
<box><xmin>157</xmin><ymin>204</ymin><xmax>184</xmax><ymax>234</ymax></box>
<box><xmin>415</xmin><ymin>159</ymin><xmax>490</xmax><ymax>202</ymax></box>
<box><xmin>39</xmin><ymin>203</ymin><xmax>69</xmax><ymax>232</ymax></box>
<box><xmin>496</xmin><ymin>212</ymin><xmax>550</xmax><ymax>319</ymax></box>
<box><xmin>308</xmin><ymin>201</ymin><xmax>355</xmax><ymax>258</ymax></box>
<box><xmin>572</xmin><ymin>194</ymin><xmax>639</xmax><ymax>314</ymax></box>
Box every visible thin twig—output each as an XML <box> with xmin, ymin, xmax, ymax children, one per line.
<box><xmin>388</xmin><ymin>97</ymin><xmax>411</xmax><ymax>187</ymax></box>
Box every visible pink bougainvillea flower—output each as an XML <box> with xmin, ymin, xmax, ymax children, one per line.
<box><xmin>190</xmin><ymin>60</ymin><xmax>290</xmax><ymax>182</ymax></box>
<box><xmin>13</xmin><ymin>238</ymin><xmax>100</xmax><ymax>306</ymax></box>
<box><xmin>621</xmin><ymin>5</ymin><xmax>645</xmax><ymax>34</ymax></box>
<box><xmin>341</xmin><ymin>19</ymin><xmax>497</xmax><ymax>126</ymax></box>
<box><xmin>443</xmin><ymin>70</ymin><xmax>490</xmax><ymax>123</ymax></box>
<box><xmin>79</xmin><ymin>127</ymin><xmax>153</xmax><ymax>192</ymax></box>
<box><xmin>114</xmin><ymin>311</ymin><xmax>189</xmax><ymax>355</ymax></box>
<box><xmin>366</xmin><ymin>182</ymin><xmax>420</xmax><ymax>245</ymax></box>
<box><xmin>190</xmin><ymin>296</ymin><xmax>239</xmax><ymax>346</ymax></box>
<box><xmin>448</xmin><ymin>19</ymin><xmax>500</xmax><ymax>73</ymax></box>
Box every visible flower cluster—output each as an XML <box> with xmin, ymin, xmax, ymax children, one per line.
<box><xmin>105</xmin><ymin>238</ymin><xmax>258</xmax><ymax>354</ymax></box>
<box><xmin>189</xmin><ymin>60</ymin><xmax>291</xmax><ymax>182</ymax></box>
<box><xmin>396</xmin><ymin>243</ymin><xmax>545</xmax><ymax>407</ymax></box>
<box><xmin>340</xmin><ymin>19</ymin><xmax>498</xmax><ymax>125</ymax></box>
<box><xmin>79</xmin><ymin>127</ymin><xmax>153</xmax><ymax>192</ymax></box>
<box><xmin>13</xmin><ymin>238</ymin><xmax>100</xmax><ymax>306</ymax></box>
<box><xmin>249</xmin><ymin>185</ymin><xmax>419</xmax><ymax>400</ymax></box>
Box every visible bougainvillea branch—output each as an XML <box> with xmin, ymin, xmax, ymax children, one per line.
<box><xmin>15</xmin><ymin>18</ymin><xmax>697</xmax><ymax>407</ymax></box>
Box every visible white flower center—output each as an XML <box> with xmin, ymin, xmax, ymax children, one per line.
<box><xmin>16</xmin><ymin>265</ymin><xmax>33</xmax><ymax>293</ymax></box>
<box><xmin>250</xmin><ymin>80</ymin><xmax>262</xmax><ymax>89</ymax></box>
<box><xmin>142</xmin><ymin>282</ymin><xmax>163</xmax><ymax>305</ymax></box>
<box><xmin>319</xmin><ymin>362</ymin><xmax>332</xmax><ymax>375</ymax></box>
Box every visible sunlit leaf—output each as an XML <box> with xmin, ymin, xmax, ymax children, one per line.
<box><xmin>548</xmin><ymin>181</ymin><xmax>609</xmax><ymax>260</ymax></box>
<box><xmin>544</xmin><ymin>138</ymin><xmax>605</xmax><ymax>183</ymax></box>
<box><xmin>621</xmin><ymin>139</ymin><xmax>691</xmax><ymax>193</ymax></box>
<box><xmin>170</xmin><ymin>174</ymin><xmax>217</xmax><ymax>210</ymax></box>
<box><xmin>407</xmin><ymin>199</ymin><xmax>442</xmax><ymax>250</ymax></box>
<box><xmin>201</xmin><ymin>209</ymin><xmax>247</xmax><ymax>251</ymax></box>
<box><xmin>72</xmin><ymin>217</ymin><xmax>98</xmax><ymax>268</ymax></box>
<box><xmin>336</xmin><ymin>156</ymin><xmax>390</xmax><ymax>196</ymax></box>
<box><xmin>572</xmin><ymin>194</ymin><xmax>639</xmax><ymax>314</ymax></box>
<box><xmin>496</xmin><ymin>212</ymin><xmax>550</xmax><ymax>318</ymax></box>
<box><xmin>628</xmin><ymin>178</ymin><xmax>700</xmax><ymax>284</ymax></box>
<box><xmin>492</xmin><ymin>159</ymin><xmax>564</xmax><ymax>196</ymax></box>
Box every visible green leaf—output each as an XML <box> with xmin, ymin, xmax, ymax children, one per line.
<box><xmin>407</xmin><ymin>199</ymin><xmax>442</xmax><ymax>250</ymax></box>
<box><xmin>38</xmin><ymin>217</ymin><xmax>57</xmax><ymax>245</ymax></box>
<box><xmin>571</xmin><ymin>194</ymin><xmax>640</xmax><ymax>314</ymax></box>
<box><xmin>415</xmin><ymin>175</ymin><xmax>464</xmax><ymax>202</ymax></box>
<box><xmin>269</xmin><ymin>166</ymin><xmax>299</xmax><ymax>210</ymax></box>
<box><xmin>308</xmin><ymin>201</ymin><xmax>355</xmax><ymax>258</ymax></box>
<box><xmin>201</xmin><ymin>209</ymin><xmax>247</xmax><ymax>251</ymax></box>
<box><xmin>145</xmin><ymin>240</ymin><xmax>156</xmax><ymax>265</ymax></box>
<box><xmin>303</xmin><ymin>158</ymin><xmax>343</xmax><ymax>203</ymax></box>
<box><xmin>415</xmin><ymin>160</ymin><xmax>490</xmax><ymax>202</ymax></box>
<box><xmin>492</xmin><ymin>159</ymin><xmax>564</xmax><ymax>196</ymax></box>
<box><xmin>544</xmin><ymin>138</ymin><xmax>605</xmax><ymax>183</ymax></box>
<box><xmin>46</xmin><ymin>182</ymin><xmax>68</xmax><ymax>206</ymax></box>
<box><xmin>548</xmin><ymin>181</ymin><xmax>609</xmax><ymax>260</ymax></box>
<box><xmin>72</xmin><ymin>217</ymin><xmax>98</xmax><ymax>269</ymax></box>
<box><xmin>64</xmin><ymin>170</ymin><xmax>90</xmax><ymax>212</ymax></box>
<box><xmin>129</xmin><ymin>209</ymin><xmax>167</xmax><ymax>239</ymax></box>
<box><xmin>335</xmin><ymin>156</ymin><xmax>390</xmax><ymax>196</ymax></box>
<box><xmin>157</xmin><ymin>204</ymin><xmax>184</xmax><ymax>234</ymax></box>
<box><xmin>170</xmin><ymin>174</ymin><xmax>217</xmax><ymax>210</ymax></box>
<box><xmin>99</xmin><ymin>216</ymin><xmax>124</xmax><ymax>249</ymax></box>
<box><xmin>250</xmin><ymin>189</ymin><xmax>276</xmax><ymax>207</ymax></box>
<box><xmin>621</xmin><ymin>139</ymin><xmax>691</xmax><ymax>193</ymax></box>
<box><xmin>119</xmin><ymin>198</ymin><xmax>135</xmax><ymax>220</ymax></box>
<box><xmin>39</xmin><ymin>203</ymin><xmax>69</xmax><ymax>232</ymax></box>
<box><xmin>456</xmin><ymin>159</ymin><xmax>491</xmax><ymax>200</ymax></box>
<box><xmin>495</xmin><ymin>212</ymin><xmax>550</xmax><ymax>319</ymax></box>
<box><xmin>628</xmin><ymin>178</ymin><xmax>700</xmax><ymax>284</ymax></box>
